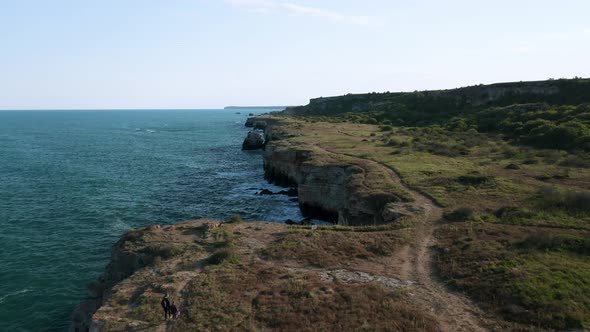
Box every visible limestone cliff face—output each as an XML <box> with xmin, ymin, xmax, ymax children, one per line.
<box><xmin>262</xmin><ymin>129</ymin><xmax>410</xmax><ymax>226</ymax></box>
<box><xmin>294</xmin><ymin>79</ymin><xmax>590</xmax><ymax>119</ymax></box>
<box><xmin>470</xmin><ymin>84</ymin><xmax>559</xmax><ymax>106</ymax></box>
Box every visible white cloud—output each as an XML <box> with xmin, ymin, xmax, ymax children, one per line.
<box><xmin>225</xmin><ymin>0</ymin><xmax>379</xmax><ymax>27</ymax></box>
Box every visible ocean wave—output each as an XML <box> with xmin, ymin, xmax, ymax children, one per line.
<box><xmin>0</xmin><ymin>288</ymin><xmax>33</xmax><ymax>304</ymax></box>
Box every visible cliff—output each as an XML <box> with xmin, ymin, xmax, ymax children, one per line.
<box><xmin>69</xmin><ymin>218</ymin><xmax>445</xmax><ymax>331</ymax></box>
<box><xmin>284</xmin><ymin>78</ymin><xmax>590</xmax><ymax>127</ymax></box>
<box><xmin>261</xmin><ymin>117</ymin><xmax>421</xmax><ymax>226</ymax></box>
<box><xmin>69</xmin><ymin>117</ymin><xmax>440</xmax><ymax>331</ymax></box>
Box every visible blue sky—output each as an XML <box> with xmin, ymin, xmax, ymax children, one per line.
<box><xmin>0</xmin><ymin>0</ymin><xmax>589</xmax><ymax>109</ymax></box>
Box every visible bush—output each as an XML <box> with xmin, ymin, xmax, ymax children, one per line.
<box><xmin>457</xmin><ymin>175</ymin><xmax>496</xmax><ymax>187</ymax></box>
<box><xmin>559</xmin><ymin>155</ymin><xmax>590</xmax><ymax>168</ymax></box>
<box><xmin>207</xmin><ymin>249</ymin><xmax>238</xmax><ymax>265</ymax></box>
<box><xmin>386</xmin><ymin>137</ymin><xmax>402</xmax><ymax>146</ymax></box>
<box><xmin>444</xmin><ymin>207</ymin><xmax>475</xmax><ymax>221</ymax></box>
<box><xmin>227</xmin><ymin>215</ymin><xmax>243</xmax><ymax>224</ymax></box>
<box><xmin>539</xmin><ymin>186</ymin><xmax>590</xmax><ymax>211</ymax></box>
<box><xmin>520</xmin><ymin>232</ymin><xmax>590</xmax><ymax>255</ymax></box>
<box><xmin>495</xmin><ymin>206</ymin><xmax>537</xmax><ymax>221</ymax></box>
<box><xmin>380</xmin><ymin>125</ymin><xmax>393</xmax><ymax>131</ymax></box>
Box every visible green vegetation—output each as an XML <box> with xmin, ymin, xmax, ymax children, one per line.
<box><xmin>436</xmin><ymin>223</ymin><xmax>590</xmax><ymax>329</ymax></box>
<box><xmin>110</xmin><ymin>220</ymin><xmax>441</xmax><ymax>331</ymax></box>
<box><xmin>267</xmin><ymin>80</ymin><xmax>590</xmax><ymax>329</ymax></box>
<box><xmin>207</xmin><ymin>248</ymin><xmax>239</xmax><ymax>265</ymax></box>
<box><xmin>262</xmin><ymin>229</ymin><xmax>406</xmax><ymax>268</ymax></box>
<box><xmin>88</xmin><ymin>79</ymin><xmax>590</xmax><ymax>331</ymax></box>
<box><xmin>296</xmin><ymin>79</ymin><xmax>590</xmax><ymax>151</ymax></box>
<box><xmin>227</xmin><ymin>215</ymin><xmax>244</xmax><ymax>224</ymax></box>
<box><xmin>177</xmin><ymin>261</ymin><xmax>439</xmax><ymax>332</ymax></box>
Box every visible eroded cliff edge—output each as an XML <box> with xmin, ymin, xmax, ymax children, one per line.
<box><xmin>260</xmin><ymin>116</ymin><xmax>420</xmax><ymax>226</ymax></box>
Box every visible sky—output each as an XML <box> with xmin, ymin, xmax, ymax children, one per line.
<box><xmin>0</xmin><ymin>0</ymin><xmax>589</xmax><ymax>109</ymax></box>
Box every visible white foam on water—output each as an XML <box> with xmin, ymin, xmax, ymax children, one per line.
<box><xmin>0</xmin><ymin>288</ymin><xmax>33</xmax><ymax>304</ymax></box>
<box><xmin>110</xmin><ymin>217</ymin><xmax>132</xmax><ymax>234</ymax></box>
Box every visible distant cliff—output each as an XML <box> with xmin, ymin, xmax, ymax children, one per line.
<box><xmin>283</xmin><ymin>78</ymin><xmax>590</xmax><ymax>126</ymax></box>
<box><xmin>224</xmin><ymin>106</ymin><xmax>288</xmax><ymax>110</ymax></box>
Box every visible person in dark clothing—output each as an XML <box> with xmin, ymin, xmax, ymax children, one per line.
<box><xmin>170</xmin><ymin>301</ymin><xmax>179</xmax><ymax>319</ymax></box>
<box><xmin>161</xmin><ymin>293</ymin><xmax>171</xmax><ymax>320</ymax></box>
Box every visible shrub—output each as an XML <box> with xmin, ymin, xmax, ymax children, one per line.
<box><xmin>142</xmin><ymin>244</ymin><xmax>181</xmax><ymax>260</ymax></box>
<box><xmin>207</xmin><ymin>249</ymin><xmax>238</xmax><ymax>265</ymax></box>
<box><xmin>457</xmin><ymin>175</ymin><xmax>496</xmax><ymax>187</ymax></box>
<box><xmin>386</xmin><ymin>137</ymin><xmax>402</xmax><ymax>146</ymax></box>
<box><xmin>495</xmin><ymin>206</ymin><xmax>537</xmax><ymax>221</ymax></box>
<box><xmin>227</xmin><ymin>215</ymin><xmax>243</xmax><ymax>224</ymax></box>
<box><xmin>539</xmin><ymin>186</ymin><xmax>590</xmax><ymax>211</ymax></box>
<box><xmin>380</xmin><ymin>125</ymin><xmax>393</xmax><ymax>131</ymax></box>
<box><xmin>559</xmin><ymin>155</ymin><xmax>590</xmax><ymax>168</ymax></box>
<box><xmin>444</xmin><ymin>207</ymin><xmax>475</xmax><ymax>221</ymax></box>
<box><xmin>520</xmin><ymin>232</ymin><xmax>590</xmax><ymax>255</ymax></box>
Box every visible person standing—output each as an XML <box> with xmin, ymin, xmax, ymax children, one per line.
<box><xmin>161</xmin><ymin>293</ymin><xmax>171</xmax><ymax>320</ymax></box>
<box><xmin>170</xmin><ymin>301</ymin><xmax>179</xmax><ymax>319</ymax></box>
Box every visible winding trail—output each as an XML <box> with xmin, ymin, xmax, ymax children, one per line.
<box><xmin>387</xmin><ymin>166</ymin><xmax>490</xmax><ymax>332</ymax></box>
<box><xmin>314</xmin><ymin>143</ymin><xmax>492</xmax><ymax>332</ymax></box>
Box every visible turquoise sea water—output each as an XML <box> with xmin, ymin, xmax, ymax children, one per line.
<box><xmin>0</xmin><ymin>110</ymin><xmax>301</xmax><ymax>331</ymax></box>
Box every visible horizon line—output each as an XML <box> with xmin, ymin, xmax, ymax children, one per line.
<box><xmin>0</xmin><ymin>107</ymin><xmax>288</xmax><ymax>111</ymax></box>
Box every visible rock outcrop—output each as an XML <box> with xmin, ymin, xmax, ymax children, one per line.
<box><xmin>242</xmin><ymin>132</ymin><xmax>264</xmax><ymax>150</ymax></box>
<box><xmin>245</xmin><ymin>117</ymin><xmax>268</xmax><ymax>130</ymax></box>
<box><xmin>244</xmin><ymin>117</ymin><xmax>256</xmax><ymax>127</ymax></box>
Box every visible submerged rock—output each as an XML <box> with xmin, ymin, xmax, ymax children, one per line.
<box><xmin>256</xmin><ymin>188</ymin><xmax>298</xmax><ymax>196</ymax></box>
<box><xmin>242</xmin><ymin>132</ymin><xmax>264</xmax><ymax>150</ymax></box>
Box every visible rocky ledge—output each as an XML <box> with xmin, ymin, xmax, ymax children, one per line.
<box><xmin>70</xmin><ymin>218</ymin><xmax>441</xmax><ymax>331</ymax></box>
<box><xmin>259</xmin><ymin>116</ymin><xmax>421</xmax><ymax>226</ymax></box>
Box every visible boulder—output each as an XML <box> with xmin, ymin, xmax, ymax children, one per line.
<box><xmin>245</xmin><ymin>117</ymin><xmax>256</xmax><ymax>127</ymax></box>
<box><xmin>242</xmin><ymin>132</ymin><xmax>264</xmax><ymax>150</ymax></box>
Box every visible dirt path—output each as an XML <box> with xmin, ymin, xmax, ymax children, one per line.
<box><xmin>314</xmin><ymin>144</ymin><xmax>492</xmax><ymax>332</ymax></box>
<box><xmin>380</xmin><ymin>164</ymin><xmax>496</xmax><ymax>332</ymax></box>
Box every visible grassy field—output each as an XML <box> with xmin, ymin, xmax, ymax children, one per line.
<box><xmin>265</xmin><ymin>116</ymin><xmax>590</xmax><ymax>329</ymax></box>
<box><xmin>91</xmin><ymin>219</ymin><xmax>442</xmax><ymax>331</ymax></box>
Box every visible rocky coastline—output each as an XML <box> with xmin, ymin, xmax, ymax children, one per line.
<box><xmin>257</xmin><ymin>116</ymin><xmax>420</xmax><ymax>226</ymax></box>
<box><xmin>70</xmin><ymin>115</ymin><xmax>424</xmax><ymax>331</ymax></box>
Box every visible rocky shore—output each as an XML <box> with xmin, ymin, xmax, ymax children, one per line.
<box><xmin>70</xmin><ymin>116</ymin><xmax>440</xmax><ymax>331</ymax></box>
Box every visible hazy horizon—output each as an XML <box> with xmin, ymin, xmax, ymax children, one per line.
<box><xmin>1</xmin><ymin>0</ymin><xmax>589</xmax><ymax>109</ymax></box>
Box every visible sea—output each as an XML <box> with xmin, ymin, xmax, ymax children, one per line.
<box><xmin>0</xmin><ymin>109</ymin><xmax>303</xmax><ymax>331</ymax></box>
